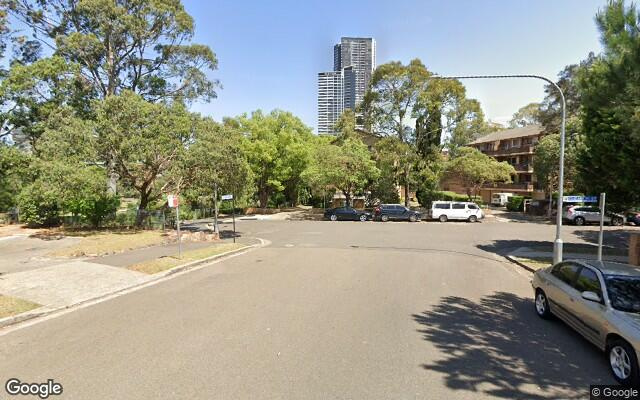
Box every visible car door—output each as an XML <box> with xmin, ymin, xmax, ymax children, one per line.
<box><xmin>397</xmin><ymin>205</ymin><xmax>410</xmax><ymax>220</ymax></box>
<box><xmin>546</xmin><ymin>262</ymin><xmax>582</xmax><ymax>328</ymax></box>
<box><xmin>451</xmin><ymin>203</ymin><xmax>466</xmax><ymax>220</ymax></box>
<box><xmin>335</xmin><ymin>207</ymin><xmax>348</xmax><ymax>220</ymax></box>
<box><xmin>570</xmin><ymin>266</ymin><xmax>608</xmax><ymax>348</ymax></box>
<box><xmin>586</xmin><ymin>207</ymin><xmax>602</xmax><ymax>223</ymax></box>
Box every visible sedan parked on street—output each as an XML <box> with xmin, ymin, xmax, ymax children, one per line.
<box><xmin>532</xmin><ymin>259</ymin><xmax>640</xmax><ymax>386</ymax></box>
<box><xmin>373</xmin><ymin>204</ymin><xmax>421</xmax><ymax>222</ymax></box>
<box><xmin>324</xmin><ymin>207</ymin><xmax>372</xmax><ymax>222</ymax></box>
<box><xmin>563</xmin><ymin>205</ymin><xmax>625</xmax><ymax>226</ymax></box>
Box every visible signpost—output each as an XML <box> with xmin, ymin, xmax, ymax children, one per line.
<box><xmin>221</xmin><ymin>194</ymin><xmax>235</xmax><ymax>243</ymax></box>
<box><xmin>168</xmin><ymin>194</ymin><xmax>181</xmax><ymax>258</ymax></box>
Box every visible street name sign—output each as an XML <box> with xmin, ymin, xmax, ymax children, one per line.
<box><xmin>562</xmin><ymin>195</ymin><xmax>597</xmax><ymax>203</ymax></box>
<box><xmin>221</xmin><ymin>194</ymin><xmax>233</xmax><ymax>201</ymax></box>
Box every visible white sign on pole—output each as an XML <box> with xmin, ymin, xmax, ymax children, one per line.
<box><xmin>221</xmin><ymin>194</ymin><xmax>233</xmax><ymax>201</ymax></box>
<box><xmin>167</xmin><ymin>195</ymin><xmax>179</xmax><ymax>208</ymax></box>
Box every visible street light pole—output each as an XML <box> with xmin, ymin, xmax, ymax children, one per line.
<box><xmin>433</xmin><ymin>74</ymin><xmax>566</xmax><ymax>264</ymax></box>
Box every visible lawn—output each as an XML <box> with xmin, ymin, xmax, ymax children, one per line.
<box><xmin>511</xmin><ymin>256</ymin><xmax>552</xmax><ymax>271</ymax></box>
<box><xmin>128</xmin><ymin>243</ymin><xmax>246</xmax><ymax>274</ymax></box>
<box><xmin>0</xmin><ymin>295</ymin><xmax>40</xmax><ymax>319</ymax></box>
<box><xmin>49</xmin><ymin>230</ymin><xmax>169</xmax><ymax>257</ymax></box>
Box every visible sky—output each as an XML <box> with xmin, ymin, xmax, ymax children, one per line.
<box><xmin>184</xmin><ymin>0</ymin><xmax>606</xmax><ymax>131</ymax></box>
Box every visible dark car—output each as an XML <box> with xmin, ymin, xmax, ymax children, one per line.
<box><xmin>373</xmin><ymin>204</ymin><xmax>421</xmax><ymax>222</ymax></box>
<box><xmin>627</xmin><ymin>212</ymin><xmax>640</xmax><ymax>226</ymax></box>
<box><xmin>324</xmin><ymin>207</ymin><xmax>372</xmax><ymax>222</ymax></box>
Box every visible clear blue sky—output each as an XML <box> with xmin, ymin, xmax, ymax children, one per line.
<box><xmin>184</xmin><ymin>0</ymin><xmax>606</xmax><ymax>131</ymax></box>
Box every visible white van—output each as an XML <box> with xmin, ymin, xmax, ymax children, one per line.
<box><xmin>430</xmin><ymin>201</ymin><xmax>484</xmax><ymax>222</ymax></box>
<box><xmin>491</xmin><ymin>192</ymin><xmax>513</xmax><ymax>206</ymax></box>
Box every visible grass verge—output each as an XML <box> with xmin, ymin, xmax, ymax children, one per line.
<box><xmin>0</xmin><ymin>295</ymin><xmax>40</xmax><ymax>319</ymax></box>
<box><xmin>510</xmin><ymin>256</ymin><xmax>552</xmax><ymax>271</ymax></box>
<box><xmin>127</xmin><ymin>243</ymin><xmax>246</xmax><ymax>274</ymax></box>
<box><xmin>49</xmin><ymin>230</ymin><xmax>168</xmax><ymax>257</ymax></box>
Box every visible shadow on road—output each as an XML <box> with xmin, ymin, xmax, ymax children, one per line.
<box><xmin>573</xmin><ymin>229</ymin><xmax>634</xmax><ymax>250</ymax></box>
<box><xmin>413</xmin><ymin>292</ymin><xmax>612</xmax><ymax>399</ymax></box>
<box><xmin>477</xmin><ymin>239</ymin><xmax>627</xmax><ymax>258</ymax></box>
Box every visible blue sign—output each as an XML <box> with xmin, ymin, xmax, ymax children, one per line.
<box><xmin>562</xmin><ymin>195</ymin><xmax>598</xmax><ymax>203</ymax></box>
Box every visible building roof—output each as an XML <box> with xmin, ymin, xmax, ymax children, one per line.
<box><xmin>469</xmin><ymin>124</ymin><xmax>543</xmax><ymax>145</ymax></box>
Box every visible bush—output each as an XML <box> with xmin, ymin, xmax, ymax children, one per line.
<box><xmin>507</xmin><ymin>195</ymin><xmax>525</xmax><ymax>212</ymax></box>
<box><xmin>18</xmin><ymin>184</ymin><xmax>61</xmax><ymax>227</ymax></box>
<box><xmin>417</xmin><ymin>190</ymin><xmax>483</xmax><ymax>206</ymax></box>
<box><xmin>67</xmin><ymin>195</ymin><xmax>120</xmax><ymax>227</ymax></box>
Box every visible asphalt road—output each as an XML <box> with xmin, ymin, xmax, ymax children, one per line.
<box><xmin>0</xmin><ymin>218</ymin><xmax>625</xmax><ymax>399</ymax></box>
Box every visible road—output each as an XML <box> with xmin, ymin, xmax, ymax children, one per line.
<box><xmin>0</xmin><ymin>218</ymin><xmax>625</xmax><ymax>399</ymax></box>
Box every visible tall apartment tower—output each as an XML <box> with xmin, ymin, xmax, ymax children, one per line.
<box><xmin>317</xmin><ymin>37</ymin><xmax>376</xmax><ymax>134</ymax></box>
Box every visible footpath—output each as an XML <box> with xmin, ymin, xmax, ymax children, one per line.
<box><xmin>0</xmin><ymin>228</ymin><xmax>261</xmax><ymax>329</ymax></box>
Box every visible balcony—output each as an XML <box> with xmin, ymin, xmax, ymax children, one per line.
<box><xmin>512</xmin><ymin>163</ymin><xmax>534</xmax><ymax>173</ymax></box>
<box><xmin>484</xmin><ymin>182</ymin><xmax>534</xmax><ymax>191</ymax></box>
<box><xmin>482</xmin><ymin>145</ymin><xmax>535</xmax><ymax>156</ymax></box>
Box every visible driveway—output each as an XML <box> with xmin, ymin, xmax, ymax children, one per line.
<box><xmin>0</xmin><ymin>218</ymin><xmax>620</xmax><ymax>399</ymax></box>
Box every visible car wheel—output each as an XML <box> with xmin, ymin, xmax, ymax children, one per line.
<box><xmin>611</xmin><ymin>217</ymin><xmax>623</xmax><ymax>226</ymax></box>
<box><xmin>534</xmin><ymin>290</ymin><xmax>552</xmax><ymax>319</ymax></box>
<box><xmin>439</xmin><ymin>215</ymin><xmax>448</xmax><ymax>223</ymax></box>
<box><xmin>359</xmin><ymin>214</ymin><xmax>367</xmax><ymax>222</ymax></box>
<box><xmin>409</xmin><ymin>215</ymin><xmax>417</xmax><ymax>222</ymax></box>
<box><xmin>381</xmin><ymin>215</ymin><xmax>389</xmax><ymax>222</ymax></box>
<box><xmin>574</xmin><ymin>216</ymin><xmax>585</xmax><ymax>226</ymax></box>
<box><xmin>330</xmin><ymin>214</ymin><xmax>338</xmax><ymax>221</ymax></box>
<box><xmin>468</xmin><ymin>215</ymin><xmax>478</xmax><ymax>223</ymax></box>
<box><xmin>608</xmin><ymin>339</ymin><xmax>640</xmax><ymax>386</ymax></box>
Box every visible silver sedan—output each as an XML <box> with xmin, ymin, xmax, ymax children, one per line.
<box><xmin>531</xmin><ymin>259</ymin><xmax>640</xmax><ymax>386</ymax></box>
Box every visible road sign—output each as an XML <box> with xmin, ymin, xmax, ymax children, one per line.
<box><xmin>221</xmin><ymin>194</ymin><xmax>233</xmax><ymax>201</ymax></box>
<box><xmin>167</xmin><ymin>195</ymin><xmax>179</xmax><ymax>208</ymax></box>
<box><xmin>562</xmin><ymin>195</ymin><xmax>597</xmax><ymax>203</ymax></box>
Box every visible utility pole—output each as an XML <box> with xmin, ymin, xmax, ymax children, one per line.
<box><xmin>597</xmin><ymin>193</ymin><xmax>606</xmax><ymax>262</ymax></box>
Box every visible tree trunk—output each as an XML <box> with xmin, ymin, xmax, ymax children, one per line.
<box><xmin>404</xmin><ymin>166</ymin><xmax>410</xmax><ymax>206</ymax></box>
<box><xmin>259</xmin><ymin>187</ymin><xmax>269</xmax><ymax>209</ymax></box>
<box><xmin>344</xmin><ymin>191</ymin><xmax>352</xmax><ymax>207</ymax></box>
<box><xmin>136</xmin><ymin>191</ymin><xmax>150</xmax><ymax>228</ymax></box>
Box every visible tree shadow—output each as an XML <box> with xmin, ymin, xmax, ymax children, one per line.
<box><xmin>573</xmin><ymin>229</ymin><xmax>634</xmax><ymax>250</ymax></box>
<box><xmin>413</xmin><ymin>292</ymin><xmax>613</xmax><ymax>399</ymax></box>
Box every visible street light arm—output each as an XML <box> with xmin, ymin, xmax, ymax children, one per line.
<box><xmin>432</xmin><ymin>74</ymin><xmax>566</xmax><ymax>263</ymax></box>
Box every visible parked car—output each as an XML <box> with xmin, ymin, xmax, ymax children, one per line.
<box><xmin>563</xmin><ymin>205</ymin><xmax>625</xmax><ymax>226</ymax></box>
<box><xmin>627</xmin><ymin>211</ymin><xmax>640</xmax><ymax>226</ymax></box>
<box><xmin>324</xmin><ymin>207</ymin><xmax>371</xmax><ymax>222</ymax></box>
<box><xmin>373</xmin><ymin>204</ymin><xmax>421</xmax><ymax>222</ymax></box>
<box><xmin>532</xmin><ymin>260</ymin><xmax>640</xmax><ymax>386</ymax></box>
<box><xmin>491</xmin><ymin>192</ymin><xmax>513</xmax><ymax>207</ymax></box>
<box><xmin>429</xmin><ymin>201</ymin><xmax>484</xmax><ymax>222</ymax></box>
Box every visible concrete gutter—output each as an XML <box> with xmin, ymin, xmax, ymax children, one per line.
<box><xmin>0</xmin><ymin>239</ymin><xmax>266</xmax><ymax>331</ymax></box>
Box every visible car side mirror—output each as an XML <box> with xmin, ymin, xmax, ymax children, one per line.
<box><xmin>581</xmin><ymin>291</ymin><xmax>601</xmax><ymax>303</ymax></box>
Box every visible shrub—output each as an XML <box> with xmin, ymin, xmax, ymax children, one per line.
<box><xmin>507</xmin><ymin>195</ymin><xmax>525</xmax><ymax>212</ymax></box>
<box><xmin>18</xmin><ymin>184</ymin><xmax>61</xmax><ymax>227</ymax></box>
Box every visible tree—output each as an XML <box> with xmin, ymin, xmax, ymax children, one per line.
<box><xmin>445</xmin><ymin>147</ymin><xmax>515</xmax><ymax>200</ymax></box>
<box><xmin>0</xmin><ymin>56</ymin><xmax>90</xmax><ymax>148</ymax></box>
<box><xmin>237</xmin><ymin>110</ymin><xmax>313</xmax><ymax>208</ymax></box>
<box><xmin>361</xmin><ymin>59</ymin><xmax>430</xmax><ymax>205</ymax></box>
<box><xmin>304</xmin><ymin>138</ymin><xmax>379</xmax><ymax>207</ymax></box>
<box><xmin>577</xmin><ymin>0</ymin><xmax>640</xmax><ymax>209</ymax></box>
<box><xmin>509</xmin><ymin>102</ymin><xmax>541</xmax><ymax>128</ymax></box>
<box><xmin>0</xmin><ymin>143</ymin><xmax>32</xmax><ymax>210</ymax></box>
<box><xmin>362</xmin><ymin>59</ymin><xmax>430</xmax><ymax>143</ymax></box>
<box><xmin>7</xmin><ymin>0</ymin><xmax>219</xmax><ymax>103</ymax></box>
<box><xmin>92</xmin><ymin>92</ymin><xmax>193</xmax><ymax>225</ymax></box>
<box><xmin>180</xmin><ymin>117</ymin><xmax>250</xmax><ymax>219</ymax></box>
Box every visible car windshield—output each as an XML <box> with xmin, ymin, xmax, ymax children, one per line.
<box><xmin>604</xmin><ymin>275</ymin><xmax>640</xmax><ymax>313</ymax></box>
